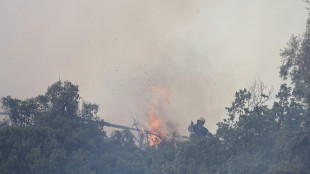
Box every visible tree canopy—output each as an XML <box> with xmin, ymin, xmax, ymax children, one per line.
<box><xmin>1</xmin><ymin>5</ymin><xmax>310</xmax><ymax>174</ymax></box>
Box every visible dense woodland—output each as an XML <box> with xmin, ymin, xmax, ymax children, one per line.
<box><xmin>2</xmin><ymin>7</ymin><xmax>310</xmax><ymax>174</ymax></box>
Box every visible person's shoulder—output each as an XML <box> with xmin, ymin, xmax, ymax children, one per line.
<box><xmin>202</xmin><ymin>126</ymin><xmax>208</xmax><ymax>132</ymax></box>
<box><xmin>192</xmin><ymin>124</ymin><xmax>199</xmax><ymax>130</ymax></box>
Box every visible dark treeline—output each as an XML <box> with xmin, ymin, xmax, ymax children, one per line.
<box><xmin>2</xmin><ymin>7</ymin><xmax>310</xmax><ymax>174</ymax></box>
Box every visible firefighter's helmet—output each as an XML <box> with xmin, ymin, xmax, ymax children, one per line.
<box><xmin>198</xmin><ymin>117</ymin><xmax>205</xmax><ymax>123</ymax></box>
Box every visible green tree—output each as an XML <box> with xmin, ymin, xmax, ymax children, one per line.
<box><xmin>280</xmin><ymin>17</ymin><xmax>310</xmax><ymax>104</ymax></box>
<box><xmin>272</xmin><ymin>84</ymin><xmax>305</xmax><ymax>130</ymax></box>
<box><xmin>0</xmin><ymin>81</ymin><xmax>108</xmax><ymax>174</ymax></box>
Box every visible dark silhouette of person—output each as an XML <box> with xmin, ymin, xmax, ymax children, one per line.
<box><xmin>188</xmin><ymin>117</ymin><xmax>208</xmax><ymax>138</ymax></box>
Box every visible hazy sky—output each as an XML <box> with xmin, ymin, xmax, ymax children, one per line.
<box><xmin>0</xmin><ymin>0</ymin><xmax>308</xmax><ymax>135</ymax></box>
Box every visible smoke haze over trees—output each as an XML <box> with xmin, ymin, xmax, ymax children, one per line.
<box><xmin>0</xmin><ymin>0</ymin><xmax>308</xmax><ymax>135</ymax></box>
<box><xmin>2</xmin><ymin>1</ymin><xmax>310</xmax><ymax>174</ymax></box>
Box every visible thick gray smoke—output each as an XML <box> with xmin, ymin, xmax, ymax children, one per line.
<box><xmin>0</xmin><ymin>0</ymin><xmax>308</xmax><ymax>135</ymax></box>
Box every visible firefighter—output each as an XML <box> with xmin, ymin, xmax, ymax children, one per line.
<box><xmin>188</xmin><ymin>117</ymin><xmax>209</xmax><ymax>138</ymax></box>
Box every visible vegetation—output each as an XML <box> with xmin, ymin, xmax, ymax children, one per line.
<box><xmin>1</xmin><ymin>5</ymin><xmax>310</xmax><ymax>174</ymax></box>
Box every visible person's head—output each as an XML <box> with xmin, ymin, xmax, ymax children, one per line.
<box><xmin>197</xmin><ymin>117</ymin><xmax>205</xmax><ymax>126</ymax></box>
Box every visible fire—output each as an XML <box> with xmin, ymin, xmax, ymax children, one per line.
<box><xmin>144</xmin><ymin>86</ymin><xmax>171</xmax><ymax>147</ymax></box>
<box><xmin>146</xmin><ymin>108</ymin><xmax>166</xmax><ymax>146</ymax></box>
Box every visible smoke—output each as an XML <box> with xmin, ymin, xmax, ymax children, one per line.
<box><xmin>102</xmin><ymin>50</ymin><xmax>232</xmax><ymax>135</ymax></box>
<box><xmin>0</xmin><ymin>0</ymin><xmax>308</xmax><ymax>136</ymax></box>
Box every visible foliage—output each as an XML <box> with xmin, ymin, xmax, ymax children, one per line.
<box><xmin>279</xmin><ymin>15</ymin><xmax>310</xmax><ymax>105</ymax></box>
<box><xmin>0</xmin><ymin>81</ymin><xmax>147</xmax><ymax>174</ymax></box>
<box><xmin>0</xmin><ymin>77</ymin><xmax>309</xmax><ymax>174</ymax></box>
<box><xmin>1</xmin><ymin>9</ymin><xmax>310</xmax><ymax>173</ymax></box>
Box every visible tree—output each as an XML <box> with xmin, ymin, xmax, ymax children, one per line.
<box><xmin>272</xmin><ymin>84</ymin><xmax>305</xmax><ymax>130</ymax></box>
<box><xmin>45</xmin><ymin>81</ymin><xmax>80</xmax><ymax>117</ymax></box>
<box><xmin>280</xmin><ymin>12</ymin><xmax>310</xmax><ymax>128</ymax></box>
<box><xmin>0</xmin><ymin>81</ymin><xmax>108</xmax><ymax>174</ymax></box>
<box><xmin>217</xmin><ymin>79</ymin><xmax>275</xmax><ymax>153</ymax></box>
<box><xmin>1</xmin><ymin>81</ymin><xmax>94</xmax><ymax>126</ymax></box>
<box><xmin>280</xmin><ymin>17</ymin><xmax>310</xmax><ymax>104</ymax></box>
<box><xmin>1</xmin><ymin>96</ymin><xmax>38</xmax><ymax>126</ymax></box>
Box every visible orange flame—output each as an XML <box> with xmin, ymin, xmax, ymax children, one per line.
<box><xmin>145</xmin><ymin>86</ymin><xmax>171</xmax><ymax>147</ymax></box>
